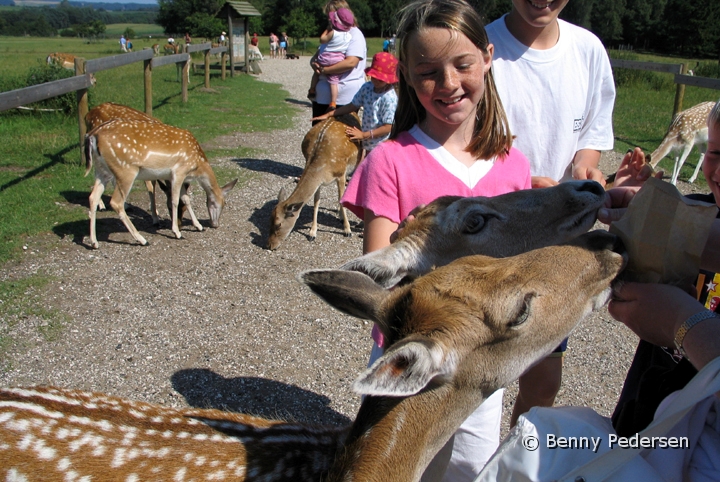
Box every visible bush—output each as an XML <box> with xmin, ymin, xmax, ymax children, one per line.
<box><xmin>609</xmin><ymin>50</ymin><xmax>675</xmax><ymax>91</ymax></box>
<box><xmin>23</xmin><ymin>63</ymin><xmax>92</xmax><ymax>114</ymax></box>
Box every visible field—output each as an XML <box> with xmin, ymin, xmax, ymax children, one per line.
<box><xmin>0</xmin><ymin>35</ymin><xmax>718</xmax><ymax>269</ymax></box>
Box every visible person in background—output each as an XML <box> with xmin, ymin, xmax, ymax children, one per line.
<box><xmin>341</xmin><ymin>1</ymin><xmax>531</xmax><ymax>480</ymax></box>
<box><xmin>382</xmin><ymin>36</ymin><xmax>390</xmax><ymax>52</ymax></box>
<box><xmin>120</xmin><ymin>35</ymin><xmax>127</xmax><ymax>52</ymax></box>
<box><xmin>269</xmin><ymin>32</ymin><xmax>279</xmax><ymax>59</ymax></box>
<box><xmin>312</xmin><ymin>52</ymin><xmax>399</xmax><ymax>158</ymax></box>
<box><xmin>184</xmin><ymin>32</ymin><xmax>191</xmax><ymax>46</ymax></box>
<box><xmin>307</xmin><ymin>7</ymin><xmax>355</xmax><ymax>112</ymax></box>
<box><xmin>251</xmin><ymin>32</ymin><xmax>259</xmax><ymax>47</ymax></box>
<box><xmin>219</xmin><ymin>31</ymin><xmax>226</xmax><ymax>46</ymax></box>
<box><xmin>310</xmin><ymin>0</ymin><xmax>366</xmax><ymax>123</ymax></box>
<box><xmin>485</xmin><ymin>0</ymin><xmax>616</xmax><ymax>429</ymax></box>
<box><xmin>279</xmin><ymin>32</ymin><xmax>288</xmax><ymax>58</ymax></box>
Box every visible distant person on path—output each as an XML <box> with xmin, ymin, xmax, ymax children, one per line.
<box><xmin>307</xmin><ymin>7</ymin><xmax>355</xmax><ymax>112</ymax></box>
<box><xmin>184</xmin><ymin>32</ymin><xmax>191</xmax><ymax>46</ymax></box>
<box><xmin>309</xmin><ymin>0</ymin><xmax>366</xmax><ymax>123</ymax></box>
<box><xmin>279</xmin><ymin>32</ymin><xmax>288</xmax><ymax>58</ymax></box>
<box><xmin>382</xmin><ymin>36</ymin><xmax>390</xmax><ymax>52</ymax></box>
<box><xmin>219</xmin><ymin>32</ymin><xmax>226</xmax><ymax>46</ymax></box>
<box><xmin>269</xmin><ymin>32</ymin><xmax>279</xmax><ymax>58</ymax></box>
<box><xmin>120</xmin><ymin>35</ymin><xmax>127</xmax><ymax>52</ymax></box>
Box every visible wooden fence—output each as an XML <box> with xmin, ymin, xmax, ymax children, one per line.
<box><xmin>0</xmin><ymin>43</ymin><xmax>229</xmax><ymax>163</ymax></box>
<box><xmin>609</xmin><ymin>58</ymin><xmax>720</xmax><ymax>117</ymax></box>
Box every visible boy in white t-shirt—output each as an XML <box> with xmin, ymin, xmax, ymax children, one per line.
<box><xmin>486</xmin><ymin>0</ymin><xmax>616</xmax><ymax>430</ymax></box>
<box><xmin>307</xmin><ymin>7</ymin><xmax>354</xmax><ymax>111</ymax></box>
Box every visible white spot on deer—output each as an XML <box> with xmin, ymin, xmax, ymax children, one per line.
<box><xmin>173</xmin><ymin>467</ymin><xmax>187</xmax><ymax>481</ymax></box>
<box><xmin>7</xmin><ymin>468</ymin><xmax>30</xmax><ymax>482</ymax></box>
<box><xmin>57</xmin><ymin>457</ymin><xmax>71</xmax><ymax>471</ymax></box>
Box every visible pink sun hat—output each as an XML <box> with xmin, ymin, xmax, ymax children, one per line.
<box><xmin>329</xmin><ymin>8</ymin><xmax>354</xmax><ymax>32</ymax></box>
<box><xmin>365</xmin><ymin>52</ymin><xmax>399</xmax><ymax>84</ymax></box>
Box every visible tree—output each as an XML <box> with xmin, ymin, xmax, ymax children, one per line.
<box><xmin>283</xmin><ymin>7</ymin><xmax>316</xmax><ymax>53</ymax></box>
<box><xmin>186</xmin><ymin>12</ymin><xmax>224</xmax><ymax>39</ymax></box>
<box><xmin>157</xmin><ymin>0</ymin><xmax>224</xmax><ymax>36</ymax></box>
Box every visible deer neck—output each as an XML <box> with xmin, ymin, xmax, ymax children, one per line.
<box><xmin>194</xmin><ymin>163</ymin><xmax>222</xmax><ymax>200</ymax></box>
<box><xmin>284</xmin><ymin>172</ymin><xmax>324</xmax><ymax>206</ymax></box>
<box><xmin>327</xmin><ymin>384</ymin><xmax>485</xmax><ymax>482</ymax></box>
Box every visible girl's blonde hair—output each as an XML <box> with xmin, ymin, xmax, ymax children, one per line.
<box><xmin>710</xmin><ymin>99</ymin><xmax>720</xmax><ymax>128</ymax></box>
<box><xmin>391</xmin><ymin>0</ymin><xmax>513</xmax><ymax>160</ymax></box>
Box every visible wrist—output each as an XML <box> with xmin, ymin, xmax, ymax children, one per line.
<box><xmin>674</xmin><ymin>309</ymin><xmax>719</xmax><ymax>357</ymax></box>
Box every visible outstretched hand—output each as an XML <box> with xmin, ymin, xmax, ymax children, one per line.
<box><xmin>613</xmin><ymin>147</ymin><xmax>662</xmax><ymax>188</ymax></box>
<box><xmin>345</xmin><ymin>126</ymin><xmax>364</xmax><ymax>142</ymax></box>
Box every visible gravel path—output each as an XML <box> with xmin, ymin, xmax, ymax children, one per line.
<box><xmin>0</xmin><ymin>57</ymin><xmax>709</xmax><ymax>439</ymax></box>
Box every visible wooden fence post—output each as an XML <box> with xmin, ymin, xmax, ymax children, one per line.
<box><xmin>182</xmin><ymin>57</ymin><xmax>189</xmax><ymax>102</ymax></box>
<box><xmin>221</xmin><ymin>51</ymin><xmax>227</xmax><ymax>80</ymax></box>
<box><xmin>673</xmin><ymin>63</ymin><xmax>687</xmax><ymax>117</ymax></box>
<box><xmin>144</xmin><ymin>58</ymin><xmax>152</xmax><ymax>116</ymax></box>
<box><xmin>204</xmin><ymin>50</ymin><xmax>210</xmax><ymax>88</ymax></box>
<box><xmin>75</xmin><ymin>57</ymin><xmax>88</xmax><ymax>166</ymax></box>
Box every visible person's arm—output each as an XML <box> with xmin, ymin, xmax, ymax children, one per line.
<box><xmin>320</xmin><ymin>56</ymin><xmax>360</xmax><ymax>76</ymax></box>
<box><xmin>363</xmin><ymin>210</ymin><xmax>398</xmax><ymax>254</ymax></box>
<box><xmin>571</xmin><ymin>149</ymin><xmax>605</xmax><ymax>185</ymax></box>
<box><xmin>311</xmin><ymin>103</ymin><xmax>359</xmax><ymax>121</ymax></box>
<box><xmin>608</xmin><ymin>282</ymin><xmax>720</xmax><ymax>371</ymax></box>
<box><xmin>320</xmin><ymin>28</ymin><xmax>334</xmax><ymax>44</ymax></box>
<box><xmin>346</xmin><ymin>124</ymin><xmax>392</xmax><ymax>143</ymax></box>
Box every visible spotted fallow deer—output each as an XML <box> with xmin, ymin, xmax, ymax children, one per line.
<box><xmin>649</xmin><ymin>100</ymin><xmax>714</xmax><ymax>185</ymax></box>
<box><xmin>267</xmin><ymin>114</ymin><xmax>361</xmax><ymax>250</ymax></box>
<box><xmin>0</xmin><ymin>230</ymin><xmax>626</xmax><ymax>481</ymax></box>
<box><xmin>85</xmin><ymin>102</ymin><xmax>199</xmax><ymax>230</ymax></box>
<box><xmin>342</xmin><ymin>180</ymin><xmax>607</xmax><ymax>287</ymax></box>
<box><xmin>46</xmin><ymin>52</ymin><xmax>76</xmax><ymax>70</ymax></box>
<box><xmin>84</xmin><ymin>119</ymin><xmax>237</xmax><ymax>248</ymax></box>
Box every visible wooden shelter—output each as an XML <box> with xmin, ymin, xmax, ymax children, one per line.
<box><xmin>215</xmin><ymin>1</ymin><xmax>262</xmax><ymax>76</ymax></box>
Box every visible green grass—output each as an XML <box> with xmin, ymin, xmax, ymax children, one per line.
<box><xmin>0</xmin><ymin>36</ymin><xmax>297</xmax><ymax>269</ymax></box>
<box><xmin>104</xmin><ymin>23</ymin><xmax>165</xmax><ymax>37</ymax></box>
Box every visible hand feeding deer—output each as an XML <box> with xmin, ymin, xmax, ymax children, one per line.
<box><xmin>84</xmin><ymin>118</ymin><xmax>237</xmax><ymax>248</ymax></box>
<box><xmin>0</xmin><ymin>234</ymin><xmax>625</xmax><ymax>480</ymax></box>
<box><xmin>85</xmin><ymin>102</ymin><xmax>200</xmax><ymax>231</ymax></box>
<box><xmin>648</xmin><ymin>100</ymin><xmax>715</xmax><ymax>185</ymax></box>
<box><xmin>267</xmin><ymin>114</ymin><xmax>361</xmax><ymax>250</ymax></box>
<box><xmin>0</xmin><ymin>182</ymin><xmax>621</xmax><ymax>481</ymax></box>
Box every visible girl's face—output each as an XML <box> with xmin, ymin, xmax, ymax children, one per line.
<box><xmin>703</xmin><ymin>121</ymin><xmax>720</xmax><ymax>205</ymax></box>
<box><xmin>370</xmin><ymin>77</ymin><xmax>390</xmax><ymax>92</ymax></box>
<box><xmin>400</xmin><ymin>27</ymin><xmax>492</xmax><ymax>132</ymax></box>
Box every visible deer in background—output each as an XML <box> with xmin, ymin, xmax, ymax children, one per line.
<box><xmin>648</xmin><ymin>100</ymin><xmax>714</xmax><ymax>185</ymax></box>
<box><xmin>85</xmin><ymin>102</ymin><xmax>200</xmax><ymax>231</ymax></box>
<box><xmin>0</xmin><ymin>230</ymin><xmax>626</xmax><ymax>481</ymax></box>
<box><xmin>267</xmin><ymin>114</ymin><xmax>361</xmax><ymax>250</ymax></box>
<box><xmin>84</xmin><ymin>119</ymin><xmax>237</xmax><ymax>248</ymax></box>
<box><xmin>46</xmin><ymin>52</ymin><xmax>76</xmax><ymax>70</ymax></box>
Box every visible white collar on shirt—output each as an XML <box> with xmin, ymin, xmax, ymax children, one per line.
<box><xmin>408</xmin><ymin>125</ymin><xmax>494</xmax><ymax>189</ymax></box>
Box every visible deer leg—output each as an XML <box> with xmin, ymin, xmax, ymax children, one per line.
<box><xmin>671</xmin><ymin>144</ymin><xmax>694</xmax><ymax>185</ymax></box>
<box><xmin>336</xmin><ymin>176</ymin><xmax>352</xmax><ymax>237</ymax></box>
<box><xmin>88</xmin><ymin>177</ymin><xmax>106</xmax><ymax>249</ymax></box>
<box><xmin>169</xmin><ymin>179</ymin><xmax>184</xmax><ymax>239</ymax></box>
<box><xmin>688</xmin><ymin>151</ymin><xmax>705</xmax><ymax>184</ymax></box>
<box><xmin>180</xmin><ymin>182</ymin><xmax>203</xmax><ymax>231</ymax></box>
<box><xmin>109</xmin><ymin>177</ymin><xmax>148</xmax><ymax>246</ymax></box>
<box><xmin>310</xmin><ymin>188</ymin><xmax>321</xmax><ymax>240</ymax></box>
<box><xmin>145</xmin><ymin>180</ymin><xmax>161</xmax><ymax>226</ymax></box>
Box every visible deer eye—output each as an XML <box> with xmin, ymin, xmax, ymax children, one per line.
<box><xmin>462</xmin><ymin>212</ymin><xmax>486</xmax><ymax>234</ymax></box>
<box><xmin>508</xmin><ymin>293</ymin><xmax>534</xmax><ymax>328</ymax></box>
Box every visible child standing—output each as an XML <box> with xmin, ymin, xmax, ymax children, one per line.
<box><xmin>312</xmin><ymin>52</ymin><xmax>399</xmax><ymax>156</ymax></box>
<box><xmin>341</xmin><ymin>0</ymin><xmax>531</xmax><ymax>480</ymax></box>
<box><xmin>307</xmin><ymin>8</ymin><xmax>354</xmax><ymax>111</ymax></box>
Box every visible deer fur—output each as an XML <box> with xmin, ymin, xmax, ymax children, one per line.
<box><xmin>0</xmin><ymin>231</ymin><xmax>626</xmax><ymax>481</ymax></box>
<box><xmin>342</xmin><ymin>180</ymin><xmax>607</xmax><ymax>287</ymax></box>
<box><xmin>85</xmin><ymin>102</ymin><xmax>198</xmax><ymax>230</ymax></box>
<box><xmin>84</xmin><ymin>119</ymin><xmax>237</xmax><ymax>248</ymax></box>
<box><xmin>649</xmin><ymin>101</ymin><xmax>714</xmax><ymax>185</ymax></box>
<box><xmin>46</xmin><ymin>53</ymin><xmax>75</xmax><ymax>70</ymax></box>
<box><xmin>266</xmin><ymin>114</ymin><xmax>361</xmax><ymax>250</ymax></box>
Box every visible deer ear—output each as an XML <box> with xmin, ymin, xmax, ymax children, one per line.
<box><xmin>222</xmin><ymin>179</ymin><xmax>238</xmax><ymax>197</ymax></box>
<box><xmin>299</xmin><ymin>269</ymin><xmax>389</xmax><ymax>322</ymax></box>
<box><xmin>353</xmin><ymin>340</ymin><xmax>456</xmax><ymax>396</ymax></box>
<box><xmin>278</xmin><ymin>186</ymin><xmax>289</xmax><ymax>203</ymax></box>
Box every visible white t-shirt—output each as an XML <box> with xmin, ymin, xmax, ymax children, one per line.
<box><xmin>326</xmin><ymin>29</ymin><xmax>352</xmax><ymax>53</ymax></box>
<box><xmin>486</xmin><ymin>16</ymin><xmax>616</xmax><ymax>182</ymax></box>
<box><xmin>315</xmin><ymin>26</ymin><xmax>367</xmax><ymax>106</ymax></box>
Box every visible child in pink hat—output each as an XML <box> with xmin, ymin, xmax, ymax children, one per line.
<box><xmin>308</xmin><ymin>7</ymin><xmax>355</xmax><ymax>111</ymax></box>
<box><xmin>312</xmin><ymin>52</ymin><xmax>399</xmax><ymax>156</ymax></box>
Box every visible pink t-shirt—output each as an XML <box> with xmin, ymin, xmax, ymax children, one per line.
<box><xmin>342</xmin><ymin>130</ymin><xmax>532</xmax><ymax>223</ymax></box>
<box><xmin>341</xmin><ymin>128</ymin><xmax>531</xmax><ymax>348</ymax></box>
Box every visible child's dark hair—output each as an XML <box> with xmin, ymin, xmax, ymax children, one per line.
<box><xmin>391</xmin><ymin>0</ymin><xmax>513</xmax><ymax>160</ymax></box>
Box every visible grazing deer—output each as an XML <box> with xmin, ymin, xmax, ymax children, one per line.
<box><xmin>84</xmin><ymin>119</ymin><xmax>237</xmax><ymax>248</ymax></box>
<box><xmin>85</xmin><ymin>102</ymin><xmax>199</xmax><ymax>230</ymax></box>
<box><xmin>648</xmin><ymin>100</ymin><xmax>714</xmax><ymax>185</ymax></box>
<box><xmin>0</xmin><ymin>230</ymin><xmax>626</xmax><ymax>481</ymax></box>
<box><xmin>46</xmin><ymin>52</ymin><xmax>76</xmax><ymax>70</ymax></box>
<box><xmin>152</xmin><ymin>43</ymin><xmax>160</xmax><ymax>55</ymax></box>
<box><xmin>342</xmin><ymin>180</ymin><xmax>607</xmax><ymax>287</ymax></box>
<box><xmin>267</xmin><ymin>114</ymin><xmax>361</xmax><ymax>250</ymax></box>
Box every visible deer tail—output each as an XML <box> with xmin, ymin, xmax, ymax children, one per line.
<box><xmin>84</xmin><ymin>132</ymin><xmax>96</xmax><ymax>177</ymax></box>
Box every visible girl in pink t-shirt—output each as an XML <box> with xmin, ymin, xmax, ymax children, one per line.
<box><xmin>340</xmin><ymin>0</ymin><xmax>531</xmax><ymax>480</ymax></box>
